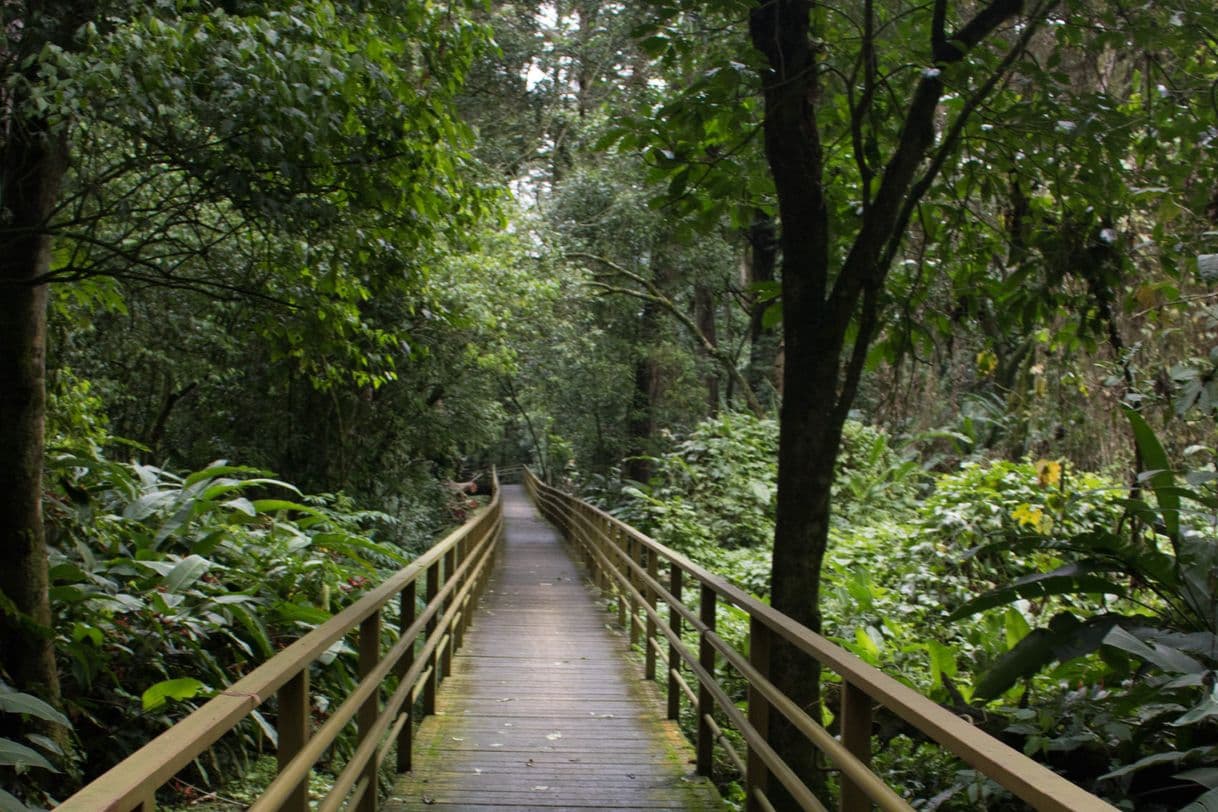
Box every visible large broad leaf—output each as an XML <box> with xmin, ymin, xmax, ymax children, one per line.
<box><xmin>0</xmin><ymin>691</ymin><xmax>69</xmax><ymax>728</ymax></box>
<box><xmin>1100</xmin><ymin>747</ymin><xmax>1215</xmax><ymax>781</ymax></box>
<box><xmin>163</xmin><ymin>554</ymin><xmax>211</xmax><ymax>593</ymax></box>
<box><xmin>973</xmin><ymin>613</ymin><xmax>1123</xmax><ymax>702</ymax></box>
<box><xmin>946</xmin><ymin>562</ymin><xmax>1127</xmax><ymax>621</ymax></box>
<box><xmin>1103</xmin><ymin>626</ymin><xmax>1204</xmax><ymax>675</ymax></box>
<box><xmin>182</xmin><ymin>462</ymin><xmax>266</xmax><ymax>490</ymax></box>
<box><xmin>274</xmin><ymin>601</ymin><xmax>332</xmax><ymax>626</ymax></box>
<box><xmin>1126</xmin><ymin>406</ymin><xmax>1180</xmax><ymax>542</ymax></box>
<box><xmin>1181</xmin><ymin>786</ymin><xmax>1218</xmax><ymax>812</ymax></box>
<box><xmin>0</xmin><ymin>737</ymin><xmax>57</xmax><ymax>772</ymax></box>
<box><xmin>1178</xmin><ymin>767</ymin><xmax>1218</xmax><ymax>790</ymax></box>
<box><xmin>1174</xmin><ymin>690</ymin><xmax>1218</xmax><ymax>728</ymax></box>
<box><xmin>250</xmin><ymin>499</ymin><xmax>324</xmax><ymax>517</ymax></box>
<box><xmin>0</xmin><ymin>786</ymin><xmax>32</xmax><ymax>811</ymax></box>
<box><xmin>141</xmin><ymin>677</ymin><xmax>207</xmax><ymax>711</ymax></box>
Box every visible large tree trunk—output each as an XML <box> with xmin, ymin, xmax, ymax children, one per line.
<box><xmin>0</xmin><ymin>123</ymin><xmax>68</xmax><ymax>710</ymax></box>
<box><xmin>749</xmin><ymin>0</ymin><xmax>832</xmax><ymax>801</ymax></box>
<box><xmin>751</xmin><ymin>0</ymin><xmax>1035</xmax><ymax>804</ymax></box>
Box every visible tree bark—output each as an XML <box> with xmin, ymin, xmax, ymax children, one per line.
<box><xmin>750</xmin><ymin>0</ymin><xmax>1037</xmax><ymax>804</ymax></box>
<box><xmin>745</xmin><ymin>212</ymin><xmax>780</xmax><ymax>405</ymax></box>
<box><xmin>0</xmin><ymin>122</ymin><xmax>68</xmax><ymax>709</ymax></box>
<box><xmin>694</xmin><ymin>283</ymin><xmax>720</xmax><ymax>415</ymax></box>
<box><xmin>624</xmin><ymin>300</ymin><xmax>659</xmax><ymax>484</ymax></box>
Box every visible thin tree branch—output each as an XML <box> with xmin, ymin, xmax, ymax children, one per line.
<box><xmin>571</xmin><ymin>251</ymin><xmax>766</xmax><ymax>416</ymax></box>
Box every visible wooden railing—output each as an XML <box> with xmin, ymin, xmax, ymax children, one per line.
<box><xmin>59</xmin><ymin>471</ymin><xmax>504</xmax><ymax>812</ymax></box>
<box><xmin>523</xmin><ymin>468</ymin><xmax>1117</xmax><ymax>812</ymax></box>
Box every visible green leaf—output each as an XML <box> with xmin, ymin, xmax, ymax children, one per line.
<box><xmin>974</xmin><ymin>614</ymin><xmax>1122</xmax><ymax>702</ymax></box>
<box><xmin>1004</xmin><ymin>608</ymin><xmax>1032</xmax><ymax>650</ymax></box>
<box><xmin>182</xmin><ymin>462</ymin><xmax>266</xmax><ymax>490</ymax></box>
<box><xmin>250</xmin><ymin>709</ymin><xmax>278</xmax><ymax>747</ymax></box>
<box><xmin>224</xmin><ymin>496</ymin><xmax>257</xmax><ymax>516</ymax></box>
<box><xmin>142</xmin><ymin>677</ymin><xmax>207</xmax><ymax>711</ymax></box>
<box><xmin>0</xmin><ymin>691</ymin><xmax>70</xmax><ymax>728</ymax></box>
<box><xmin>250</xmin><ymin>498</ymin><xmax>323</xmax><ymax>517</ymax></box>
<box><xmin>0</xmin><ymin>786</ymin><xmax>32</xmax><ymax>812</ymax></box>
<box><xmin>163</xmin><ymin>554</ymin><xmax>211</xmax><ymax>593</ymax></box>
<box><xmin>1180</xmin><ymin>786</ymin><xmax>1218</xmax><ymax>812</ymax></box>
<box><xmin>927</xmin><ymin>640</ymin><xmax>957</xmax><ymax>687</ymax></box>
<box><xmin>1178</xmin><ymin>767</ymin><xmax>1218</xmax><ymax>789</ymax></box>
<box><xmin>947</xmin><ymin>563</ymin><xmax>1126</xmax><ymax>621</ymax></box>
<box><xmin>1125</xmin><ymin>406</ymin><xmax>1179</xmax><ymax>541</ymax></box>
<box><xmin>274</xmin><ymin>601</ymin><xmax>332</xmax><ymax>626</ymax></box>
<box><xmin>0</xmin><ymin>737</ymin><xmax>58</xmax><ymax>772</ymax></box>
<box><xmin>1174</xmin><ymin>689</ymin><xmax>1218</xmax><ymax>727</ymax></box>
<box><xmin>1101</xmin><ymin>749</ymin><xmax>1209</xmax><ymax>781</ymax></box>
<box><xmin>1103</xmin><ymin>626</ymin><xmax>1204</xmax><ymax>675</ymax></box>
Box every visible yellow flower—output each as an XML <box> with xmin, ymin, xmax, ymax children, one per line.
<box><xmin>1035</xmin><ymin>458</ymin><xmax>1062</xmax><ymax>488</ymax></box>
<box><xmin>1012</xmin><ymin>503</ymin><xmax>1054</xmax><ymax>534</ymax></box>
<box><xmin>976</xmin><ymin>350</ymin><xmax>998</xmax><ymax>378</ymax></box>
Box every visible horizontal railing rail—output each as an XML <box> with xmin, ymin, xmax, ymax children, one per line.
<box><xmin>523</xmin><ymin>467</ymin><xmax>1117</xmax><ymax>812</ymax></box>
<box><xmin>60</xmin><ymin>469</ymin><xmax>504</xmax><ymax>812</ymax></box>
<box><xmin>493</xmin><ymin>463</ymin><xmax>525</xmax><ymax>484</ymax></box>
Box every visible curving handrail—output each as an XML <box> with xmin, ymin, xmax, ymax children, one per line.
<box><xmin>59</xmin><ymin>470</ymin><xmax>504</xmax><ymax>812</ymax></box>
<box><xmin>523</xmin><ymin>467</ymin><xmax>1117</xmax><ymax>812</ymax></box>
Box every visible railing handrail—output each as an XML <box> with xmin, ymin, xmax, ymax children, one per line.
<box><xmin>60</xmin><ymin>470</ymin><xmax>504</xmax><ymax>812</ymax></box>
<box><xmin>522</xmin><ymin>467</ymin><xmax>1117</xmax><ymax>812</ymax></box>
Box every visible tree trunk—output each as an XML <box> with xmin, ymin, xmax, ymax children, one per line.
<box><xmin>750</xmin><ymin>0</ymin><xmax>832</xmax><ymax>801</ymax></box>
<box><xmin>694</xmin><ymin>284</ymin><xmax>720</xmax><ymax>415</ymax></box>
<box><xmin>624</xmin><ymin>300</ymin><xmax>660</xmax><ymax>484</ymax></box>
<box><xmin>745</xmin><ymin>212</ymin><xmax>780</xmax><ymax>405</ymax></box>
<box><xmin>0</xmin><ymin>122</ymin><xmax>67</xmax><ymax>711</ymax></box>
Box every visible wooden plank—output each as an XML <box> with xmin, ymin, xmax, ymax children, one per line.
<box><xmin>386</xmin><ymin>484</ymin><xmax>722</xmax><ymax>812</ymax></box>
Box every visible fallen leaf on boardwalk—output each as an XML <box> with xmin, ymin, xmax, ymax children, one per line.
<box><xmin>545</xmin><ymin>732</ymin><xmax>563</xmax><ymax>740</ymax></box>
<box><xmin>422</xmin><ymin>796</ymin><xmax>435</xmax><ymax>805</ymax></box>
<box><xmin>474</xmin><ymin>768</ymin><xmax>482</xmax><ymax>774</ymax></box>
<box><xmin>504</xmin><ymin>722</ymin><xmax>513</xmax><ymax>727</ymax></box>
<box><xmin>496</xmin><ymin>697</ymin><xmax>514</xmax><ymax>702</ymax></box>
<box><xmin>532</xmin><ymin>786</ymin><xmax>550</xmax><ymax>791</ymax></box>
<box><xmin>451</xmin><ymin>737</ymin><xmax>464</xmax><ymax>742</ymax></box>
<box><xmin>526</xmin><ymin>759</ymin><xmax>536</xmax><ymax>767</ymax></box>
<box><xmin>490</xmin><ymin>742</ymin><xmax>503</xmax><ymax>747</ymax></box>
<box><xmin>626</xmin><ymin>773</ymin><xmax>636</xmax><ymax>779</ymax></box>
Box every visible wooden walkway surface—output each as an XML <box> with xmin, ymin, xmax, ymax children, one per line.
<box><xmin>385</xmin><ymin>484</ymin><xmax>723</xmax><ymax>811</ymax></box>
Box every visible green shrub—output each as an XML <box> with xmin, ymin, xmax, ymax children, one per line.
<box><xmin>43</xmin><ymin>445</ymin><xmax>407</xmax><ymax>797</ymax></box>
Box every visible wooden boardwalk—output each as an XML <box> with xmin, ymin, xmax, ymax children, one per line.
<box><xmin>385</xmin><ymin>484</ymin><xmax>723</xmax><ymax>811</ymax></box>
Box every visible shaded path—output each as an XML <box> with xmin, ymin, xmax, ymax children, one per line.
<box><xmin>385</xmin><ymin>484</ymin><xmax>723</xmax><ymax>811</ymax></box>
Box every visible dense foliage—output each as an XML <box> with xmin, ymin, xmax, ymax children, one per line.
<box><xmin>2</xmin><ymin>0</ymin><xmax>1217</xmax><ymax>809</ymax></box>
<box><xmin>591</xmin><ymin>410</ymin><xmax>1218</xmax><ymax>809</ymax></box>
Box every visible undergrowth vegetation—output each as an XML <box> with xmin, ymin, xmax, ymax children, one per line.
<box><xmin>2</xmin><ymin>380</ymin><xmax>465</xmax><ymax>810</ymax></box>
<box><xmin>586</xmin><ymin>411</ymin><xmax>1218</xmax><ymax>810</ymax></box>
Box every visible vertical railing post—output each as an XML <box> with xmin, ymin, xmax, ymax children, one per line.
<box><xmin>746</xmin><ymin>617</ymin><xmax>772</xmax><ymax>812</ymax></box>
<box><xmin>840</xmin><ymin>681</ymin><xmax>874</xmax><ymax>812</ymax></box>
<box><xmin>397</xmin><ymin>581</ymin><xmax>417</xmax><ymax>773</ymax></box>
<box><xmin>453</xmin><ymin>535</ymin><xmax>467</xmax><ymax>649</ymax></box>
<box><xmin>277</xmin><ymin>670</ymin><xmax>310</xmax><ymax>812</ymax></box>
<box><xmin>627</xmin><ymin>535</ymin><xmax>640</xmax><ymax>650</ymax></box>
<box><xmin>615</xmin><ymin>528</ymin><xmax>628</xmax><ymax>629</ymax></box>
<box><xmin>595</xmin><ymin>518</ymin><xmax>608</xmax><ymax>591</ymax></box>
<box><xmin>667</xmin><ymin>565</ymin><xmax>683</xmax><ymax>721</ymax></box>
<box><xmin>697</xmin><ymin>583</ymin><xmax>717</xmax><ymax>776</ymax></box>
<box><xmin>441</xmin><ymin>546</ymin><xmax>457</xmax><ymax>677</ymax></box>
<box><xmin>423</xmin><ymin>560</ymin><xmax>440</xmax><ymax>717</ymax></box>
<box><xmin>357</xmin><ymin>613</ymin><xmax>381</xmax><ymax>812</ymax></box>
<box><xmin>644</xmin><ymin>547</ymin><xmax>658</xmax><ymax>681</ymax></box>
